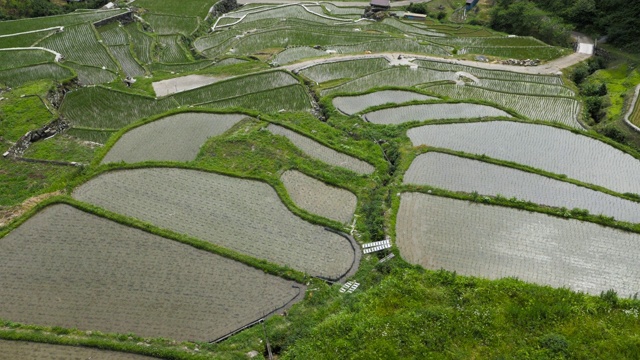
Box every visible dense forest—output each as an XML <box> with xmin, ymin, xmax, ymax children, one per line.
<box><xmin>0</xmin><ymin>0</ymin><xmax>108</xmax><ymax>20</ymax></box>
<box><xmin>491</xmin><ymin>0</ymin><xmax>640</xmax><ymax>52</ymax></box>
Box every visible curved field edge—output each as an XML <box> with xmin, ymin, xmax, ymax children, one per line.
<box><xmin>71</xmin><ymin>168</ymin><xmax>357</xmax><ymax>279</ymax></box>
<box><xmin>0</xmin><ymin>195</ymin><xmax>308</xmax><ymax>284</ymax></box>
<box><xmin>406</xmin><ymin>121</ymin><xmax>640</xmax><ymax>195</ymax></box>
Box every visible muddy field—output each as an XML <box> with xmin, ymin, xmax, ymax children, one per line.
<box><xmin>332</xmin><ymin>90</ymin><xmax>436</xmax><ymax>115</ymax></box>
<box><xmin>396</xmin><ymin>193</ymin><xmax>640</xmax><ymax>297</ymax></box>
<box><xmin>363</xmin><ymin>103</ymin><xmax>510</xmax><ymax>125</ymax></box>
<box><xmin>267</xmin><ymin>124</ymin><xmax>375</xmax><ymax>175</ymax></box>
<box><xmin>152</xmin><ymin>74</ymin><xmax>228</xmax><ymax>97</ymax></box>
<box><xmin>73</xmin><ymin>168</ymin><xmax>356</xmax><ymax>279</ymax></box>
<box><xmin>407</xmin><ymin>121</ymin><xmax>640</xmax><ymax>195</ymax></box>
<box><xmin>404</xmin><ymin>152</ymin><xmax>640</xmax><ymax>223</ymax></box>
<box><xmin>102</xmin><ymin>112</ymin><xmax>248</xmax><ymax>164</ymax></box>
<box><xmin>281</xmin><ymin>170</ymin><xmax>357</xmax><ymax>223</ymax></box>
<box><xmin>0</xmin><ymin>204</ymin><xmax>303</xmax><ymax>341</ymax></box>
<box><xmin>0</xmin><ymin>340</ymin><xmax>155</xmax><ymax>360</ymax></box>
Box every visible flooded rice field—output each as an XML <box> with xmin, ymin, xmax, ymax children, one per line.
<box><xmin>0</xmin><ymin>340</ymin><xmax>155</xmax><ymax>360</ymax></box>
<box><xmin>281</xmin><ymin>170</ymin><xmax>357</xmax><ymax>223</ymax></box>
<box><xmin>267</xmin><ymin>124</ymin><xmax>375</xmax><ymax>175</ymax></box>
<box><xmin>404</xmin><ymin>152</ymin><xmax>640</xmax><ymax>223</ymax></box>
<box><xmin>332</xmin><ymin>90</ymin><xmax>436</xmax><ymax>115</ymax></box>
<box><xmin>407</xmin><ymin>121</ymin><xmax>640</xmax><ymax>195</ymax></box>
<box><xmin>396</xmin><ymin>193</ymin><xmax>640</xmax><ymax>297</ymax></box>
<box><xmin>73</xmin><ymin>168</ymin><xmax>356</xmax><ymax>279</ymax></box>
<box><xmin>363</xmin><ymin>103</ymin><xmax>511</xmax><ymax>125</ymax></box>
<box><xmin>0</xmin><ymin>204</ymin><xmax>302</xmax><ymax>341</ymax></box>
<box><xmin>102</xmin><ymin>113</ymin><xmax>247</xmax><ymax>164</ymax></box>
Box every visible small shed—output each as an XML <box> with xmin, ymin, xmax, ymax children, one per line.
<box><xmin>403</xmin><ymin>12</ymin><xmax>427</xmax><ymax>21</ymax></box>
<box><xmin>370</xmin><ymin>0</ymin><xmax>390</xmax><ymax>11</ymax></box>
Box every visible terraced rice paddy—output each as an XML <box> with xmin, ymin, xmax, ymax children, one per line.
<box><xmin>416</xmin><ymin>59</ymin><xmax>564</xmax><ymax>85</ymax></box>
<box><xmin>0</xmin><ymin>340</ymin><xmax>155</xmax><ymax>360</ymax></box>
<box><xmin>333</xmin><ymin>90</ymin><xmax>437</xmax><ymax>115</ymax></box>
<box><xmin>0</xmin><ymin>63</ymin><xmax>72</xmax><ymax>87</ymax></box>
<box><xmin>0</xmin><ymin>49</ymin><xmax>55</xmax><ymax>70</ymax></box>
<box><xmin>322</xmin><ymin>67</ymin><xmax>456</xmax><ymax>96</ymax></box>
<box><xmin>407</xmin><ymin>121</ymin><xmax>640</xmax><ymax>195</ymax></box>
<box><xmin>157</xmin><ymin>35</ymin><xmax>191</xmax><ymax>63</ymax></box>
<box><xmin>39</xmin><ymin>24</ymin><xmax>119</xmax><ymax>71</ymax></box>
<box><xmin>281</xmin><ymin>170</ymin><xmax>357</xmax><ymax>223</ymax></box>
<box><xmin>102</xmin><ymin>113</ymin><xmax>247</xmax><ymax>163</ymax></box>
<box><xmin>0</xmin><ymin>204</ymin><xmax>303</xmax><ymax>341</ymax></box>
<box><xmin>298</xmin><ymin>58</ymin><xmax>389</xmax><ymax>83</ymax></box>
<box><xmin>267</xmin><ymin>124</ymin><xmax>375</xmax><ymax>175</ymax></box>
<box><xmin>63</xmin><ymin>62</ymin><xmax>117</xmax><ymax>85</ymax></box>
<box><xmin>362</xmin><ymin>103</ymin><xmax>511</xmax><ymax>124</ymax></box>
<box><xmin>152</xmin><ymin>74</ymin><xmax>227</xmax><ymax>97</ymax></box>
<box><xmin>73</xmin><ymin>168</ymin><xmax>356</xmax><ymax>279</ymax></box>
<box><xmin>404</xmin><ymin>152</ymin><xmax>640</xmax><ymax>224</ymax></box>
<box><xmin>0</xmin><ymin>9</ymin><xmax>127</xmax><ymax>35</ymax></box>
<box><xmin>427</xmin><ymin>84</ymin><xmax>581</xmax><ymax>128</ymax></box>
<box><xmin>109</xmin><ymin>45</ymin><xmax>146</xmax><ymax>77</ymax></box>
<box><xmin>273</xmin><ymin>46</ymin><xmax>327</xmax><ymax>65</ymax></box>
<box><xmin>61</xmin><ymin>87</ymin><xmax>179</xmax><ymax>129</ymax></box>
<box><xmin>396</xmin><ymin>193</ymin><xmax>640</xmax><ymax>297</ymax></box>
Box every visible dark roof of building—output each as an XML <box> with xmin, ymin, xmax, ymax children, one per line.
<box><xmin>370</xmin><ymin>0</ymin><xmax>390</xmax><ymax>7</ymax></box>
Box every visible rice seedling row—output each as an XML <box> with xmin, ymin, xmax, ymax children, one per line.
<box><xmin>0</xmin><ymin>340</ymin><xmax>154</xmax><ymax>360</ymax></box>
<box><xmin>281</xmin><ymin>170</ymin><xmax>357</xmax><ymax>224</ymax></box>
<box><xmin>144</xmin><ymin>13</ymin><xmax>199</xmax><ymax>36</ymax></box>
<box><xmin>273</xmin><ymin>46</ymin><xmax>328</xmax><ymax>65</ymax></box>
<box><xmin>194</xmin><ymin>30</ymin><xmax>240</xmax><ymax>53</ymax></box>
<box><xmin>0</xmin><ymin>63</ymin><xmax>73</xmax><ymax>87</ymax></box>
<box><xmin>108</xmin><ymin>45</ymin><xmax>145</xmax><ymax>77</ymax></box>
<box><xmin>381</xmin><ymin>18</ymin><xmax>446</xmax><ymax>37</ymax></box>
<box><xmin>102</xmin><ymin>113</ymin><xmax>247</xmax><ymax>164</ymax></box>
<box><xmin>458</xmin><ymin>46</ymin><xmax>567</xmax><ymax>61</ymax></box>
<box><xmin>39</xmin><ymin>24</ymin><xmax>118</xmax><ymax>71</ymax></box>
<box><xmin>363</xmin><ymin>103</ymin><xmax>511</xmax><ymax>124</ymax></box>
<box><xmin>149</xmin><ymin>60</ymin><xmax>215</xmax><ymax>73</ymax></box>
<box><xmin>72</xmin><ymin>168</ymin><xmax>356</xmax><ymax>279</ymax></box>
<box><xmin>405</xmin><ymin>152</ymin><xmax>640</xmax><ymax>224</ymax></box>
<box><xmin>152</xmin><ymin>74</ymin><xmax>228</xmax><ymax>97</ymax></box>
<box><xmin>97</xmin><ymin>22</ymin><xmax>129</xmax><ymax>46</ymax></box>
<box><xmin>230</xmin><ymin>5</ymin><xmax>352</xmax><ymax>27</ymax></box>
<box><xmin>226</xmin><ymin>29</ymin><xmax>386</xmax><ymax>57</ymax></box>
<box><xmin>0</xmin><ymin>29</ymin><xmax>56</xmax><ymax>49</ymax></box>
<box><xmin>267</xmin><ymin>124</ymin><xmax>375</xmax><ymax>175</ymax></box>
<box><xmin>396</xmin><ymin>193</ymin><xmax>640</xmax><ymax>297</ymax></box>
<box><xmin>133</xmin><ymin>0</ymin><xmax>214</xmax><ymax>17</ymax></box>
<box><xmin>333</xmin><ymin>90</ymin><xmax>437</xmax><ymax>115</ymax></box>
<box><xmin>0</xmin><ymin>49</ymin><xmax>55</xmax><ymax>70</ymax></box>
<box><xmin>321</xmin><ymin>4</ymin><xmax>364</xmax><ymax>15</ymax></box>
<box><xmin>0</xmin><ymin>204</ymin><xmax>302</xmax><ymax>341</ymax></box>
<box><xmin>63</xmin><ymin>62</ymin><xmax>117</xmax><ymax>85</ymax></box>
<box><xmin>0</xmin><ymin>9</ymin><xmax>126</xmax><ymax>36</ymax></box>
<box><xmin>322</xmin><ymin>67</ymin><xmax>456</xmax><ymax>97</ymax></box>
<box><xmin>407</xmin><ymin>121</ymin><xmax>640</xmax><ymax>195</ymax></box>
<box><xmin>478</xmin><ymin>78</ymin><xmax>575</xmax><ymax>97</ymax></box>
<box><xmin>200</xmin><ymin>84</ymin><xmax>312</xmax><ymax>113</ymax></box>
<box><xmin>299</xmin><ymin>57</ymin><xmax>389</xmax><ymax>83</ymax></box>
<box><xmin>61</xmin><ymin>87</ymin><xmax>179</xmax><ymax>129</ymax></box>
<box><xmin>156</xmin><ymin>35</ymin><xmax>191</xmax><ymax>63</ymax></box>
<box><xmin>431</xmin><ymin>36</ymin><xmax>546</xmax><ymax>47</ymax></box>
<box><xmin>427</xmin><ymin>84</ymin><xmax>580</xmax><ymax>127</ymax></box>
<box><xmin>415</xmin><ymin>59</ymin><xmax>563</xmax><ymax>85</ymax></box>
<box><xmin>330</xmin><ymin>39</ymin><xmax>450</xmax><ymax>57</ymax></box>
<box><xmin>172</xmin><ymin>71</ymin><xmax>299</xmax><ymax>106</ymax></box>
<box><xmin>124</xmin><ymin>23</ymin><xmax>154</xmax><ymax>64</ymax></box>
